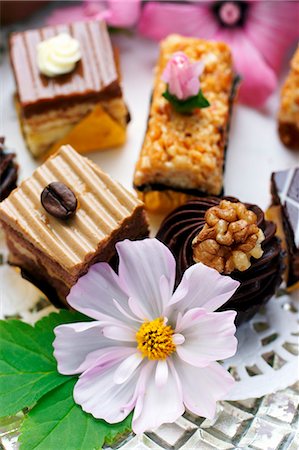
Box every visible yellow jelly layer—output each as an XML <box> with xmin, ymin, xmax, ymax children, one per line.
<box><xmin>137</xmin><ymin>190</ymin><xmax>195</xmax><ymax>214</ymax></box>
<box><xmin>265</xmin><ymin>205</ymin><xmax>285</xmax><ymax>249</ymax></box>
<box><xmin>50</xmin><ymin>103</ymin><xmax>126</xmax><ymax>155</ymax></box>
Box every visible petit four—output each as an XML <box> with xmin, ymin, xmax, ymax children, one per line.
<box><xmin>9</xmin><ymin>20</ymin><xmax>129</xmax><ymax>158</ymax></box>
<box><xmin>157</xmin><ymin>197</ymin><xmax>283</xmax><ymax>325</ymax></box>
<box><xmin>0</xmin><ymin>145</ymin><xmax>149</xmax><ymax>305</ymax></box>
<box><xmin>278</xmin><ymin>46</ymin><xmax>299</xmax><ymax>150</ymax></box>
<box><xmin>0</xmin><ymin>137</ymin><xmax>18</xmax><ymax>201</ymax></box>
<box><xmin>267</xmin><ymin>168</ymin><xmax>299</xmax><ymax>290</ymax></box>
<box><xmin>134</xmin><ymin>34</ymin><xmax>237</xmax><ymax>213</ymax></box>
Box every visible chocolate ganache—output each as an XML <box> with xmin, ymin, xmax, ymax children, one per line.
<box><xmin>157</xmin><ymin>197</ymin><xmax>283</xmax><ymax>325</ymax></box>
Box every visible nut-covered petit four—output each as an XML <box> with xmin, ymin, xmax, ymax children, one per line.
<box><xmin>0</xmin><ymin>145</ymin><xmax>149</xmax><ymax>306</ymax></box>
<box><xmin>278</xmin><ymin>46</ymin><xmax>299</xmax><ymax>150</ymax></box>
<box><xmin>267</xmin><ymin>167</ymin><xmax>299</xmax><ymax>291</ymax></box>
<box><xmin>134</xmin><ymin>34</ymin><xmax>238</xmax><ymax>213</ymax></box>
<box><xmin>157</xmin><ymin>197</ymin><xmax>283</xmax><ymax>325</ymax></box>
<box><xmin>9</xmin><ymin>20</ymin><xmax>129</xmax><ymax>158</ymax></box>
<box><xmin>0</xmin><ymin>137</ymin><xmax>18</xmax><ymax>201</ymax></box>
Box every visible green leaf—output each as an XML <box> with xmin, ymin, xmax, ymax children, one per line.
<box><xmin>163</xmin><ymin>88</ymin><xmax>210</xmax><ymax>113</ymax></box>
<box><xmin>0</xmin><ymin>310</ymin><xmax>90</xmax><ymax>417</ymax></box>
<box><xmin>19</xmin><ymin>379</ymin><xmax>132</xmax><ymax>450</ymax></box>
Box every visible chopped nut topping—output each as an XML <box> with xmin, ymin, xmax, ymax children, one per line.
<box><xmin>192</xmin><ymin>200</ymin><xmax>265</xmax><ymax>273</ymax></box>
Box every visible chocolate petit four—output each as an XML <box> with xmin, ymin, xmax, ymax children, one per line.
<box><xmin>0</xmin><ymin>145</ymin><xmax>149</xmax><ymax>306</ymax></box>
<box><xmin>278</xmin><ymin>46</ymin><xmax>299</xmax><ymax>150</ymax></box>
<box><xmin>267</xmin><ymin>168</ymin><xmax>299</xmax><ymax>290</ymax></box>
<box><xmin>157</xmin><ymin>197</ymin><xmax>283</xmax><ymax>325</ymax></box>
<box><xmin>0</xmin><ymin>137</ymin><xmax>18</xmax><ymax>201</ymax></box>
<box><xmin>9</xmin><ymin>20</ymin><xmax>129</xmax><ymax>158</ymax></box>
<box><xmin>134</xmin><ymin>34</ymin><xmax>237</xmax><ymax>213</ymax></box>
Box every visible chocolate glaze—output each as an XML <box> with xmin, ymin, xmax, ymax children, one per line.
<box><xmin>9</xmin><ymin>20</ymin><xmax>122</xmax><ymax>117</ymax></box>
<box><xmin>134</xmin><ymin>182</ymin><xmax>224</xmax><ymax>197</ymax></box>
<box><xmin>157</xmin><ymin>197</ymin><xmax>283</xmax><ymax>325</ymax></box>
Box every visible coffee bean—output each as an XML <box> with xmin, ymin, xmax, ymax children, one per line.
<box><xmin>41</xmin><ymin>182</ymin><xmax>77</xmax><ymax>220</ymax></box>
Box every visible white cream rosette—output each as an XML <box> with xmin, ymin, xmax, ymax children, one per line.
<box><xmin>37</xmin><ymin>33</ymin><xmax>81</xmax><ymax>77</ymax></box>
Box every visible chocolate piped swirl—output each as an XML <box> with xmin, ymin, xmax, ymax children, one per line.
<box><xmin>157</xmin><ymin>197</ymin><xmax>283</xmax><ymax>325</ymax></box>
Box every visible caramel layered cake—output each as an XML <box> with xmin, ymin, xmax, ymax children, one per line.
<box><xmin>134</xmin><ymin>35</ymin><xmax>237</xmax><ymax>213</ymax></box>
<box><xmin>10</xmin><ymin>20</ymin><xmax>129</xmax><ymax>158</ymax></box>
<box><xmin>157</xmin><ymin>198</ymin><xmax>283</xmax><ymax>325</ymax></box>
<box><xmin>278</xmin><ymin>46</ymin><xmax>299</xmax><ymax>150</ymax></box>
<box><xmin>0</xmin><ymin>145</ymin><xmax>149</xmax><ymax>306</ymax></box>
<box><xmin>267</xmin><ymin>168</ymin><xmax>299</xmax><ymax>291</ymax></box>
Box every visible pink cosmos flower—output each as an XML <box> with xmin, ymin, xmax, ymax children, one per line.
<box><xmin>162</xmin><ymin>52</ymin><xmax>204</xmax><ymax>100</ymax></box>
<box><xmin>138</xmin><ymin>1</ymin><xmax>299</xmax><ymax>108</ymax></box>
<box><xmin>53</xmin><ymin>238</ymin><xmax>239</xmax><ymax>434</ymax></box>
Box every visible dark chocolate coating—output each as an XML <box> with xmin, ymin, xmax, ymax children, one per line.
<box><xmin>0</xmin><ymin>138</ymin><xmax>18</xmax><ymax>201</ymax></box>
<box><xmin>156</xmin><ymin>197</ymin><xmax>283</xmax><ymax>325</ymax></box>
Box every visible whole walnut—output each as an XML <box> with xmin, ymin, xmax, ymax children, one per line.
<box><xmin>192</xmin><ymin>200</ymin><xmax>265</xmax><ymax>274</ymax></box>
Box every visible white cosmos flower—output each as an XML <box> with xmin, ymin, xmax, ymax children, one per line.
<box><xmin>53</xmin><ymin>238</ymin><xmax>239</xmax><ymax>434</ymax></box>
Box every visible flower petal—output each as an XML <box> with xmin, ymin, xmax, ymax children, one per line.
<box><xmin>113</xmin><ymin>352</ymin><xmax>143</xmax><ymax>385</ymax></box>
<box><xmin>169</xmin><ymin>263</ymin><xmax>239</xmax><ymax>315</ymax></box>
<box><xmin>128</xmin><ymin>296</ymin><xmax>150</xmax><ymax>322</ymax></box>
<box><xmin>47</xmin><ymin>5</ymin><xmax>89</xmax><ymax>26</ymax></box>
<box><xmin>102</xmin><ymin>324</ymin><xmax>136</xmax><ymax>342</ymax></box>
<box><xmin>175</xmin><ymin>358</ymin><xmax>235</xmax><ymax>419</ymax></box>
<box><xmin>176</xmin><ymin>310</ymin><xmax>237</xmax><ymax>367</ymax></box>
<box><xmin>172</xmin><ymin>333</ymin><xmax>185</xmax><ymax>345</ymax></box>
<box><xmin>106</xmin><ymin>0</ymin><xmax>141</xmax><ymax>28</ymax></box>
<box><xmin>155</xmin><ymin>359</ymin><xmax>169</xmax><ymax>388</ymax></box>
<box><xmin>85</xmin><ymin>347</ymin><xmax>136</xmax><ymax>372</ymax></box>
<box><xmin>245</xmin><ymin>1</ymin><xmax>299</xmax><ymax>72</ymax></box>
<box><xmin>175</xmin><ymin>308</ymin><xmax>206</xmax><ymax>333</ymax></box>
<box><xmin>74</xmin><ymin>352</ymin><xmax>140</xmax><ymax>423</ymax></box>
<box><xmin>214</xmin><ymin>29</ymin><xmax>277</xmax><ymax>107</ymax></box>
<box><xmin>53</xmin><ymin>321</ymin><xmax>125</xmax><ymax>375</ymax></box>
<box><xmin>132</xmin><ymin>360</ymin><xmax>184</xmax><ymax>434</ymax></box>
<box><xmin>117</xmin><ymin>239</ymin><xmax>176</xmax><ymax>320</ymax></box>
<box><xmin>67</xmin><ymin>262</ymin><xmax>137</xmax><ymax>325</ymax></box>
<box><xmin>138</xmin><ymin>2</ymin><xmax>219</xmax><ymax>41</ymax></box>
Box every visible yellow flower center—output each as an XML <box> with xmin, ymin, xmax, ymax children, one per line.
<box><xmin>136</xmin><ymin>318</ymin><xmax>176</xmax><ymax>360</ymax></box>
